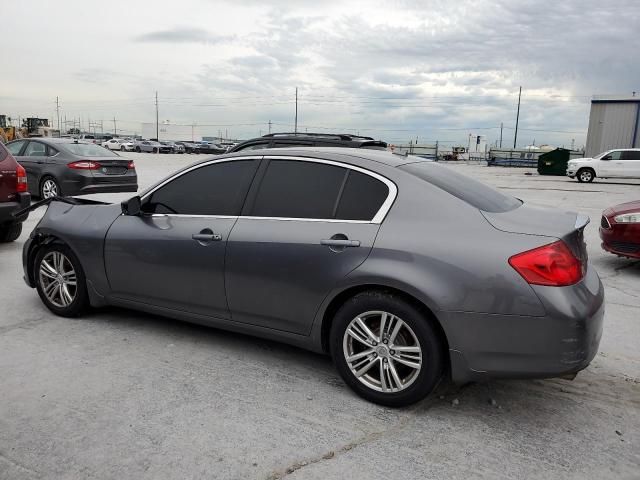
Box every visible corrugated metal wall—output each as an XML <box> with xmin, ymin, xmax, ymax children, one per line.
<box><xmin>586</xmin><ymin>102</ymin><xmax>640</xmax><ymax>156</ymax></box>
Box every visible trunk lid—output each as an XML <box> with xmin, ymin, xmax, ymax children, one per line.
<box><xmin>481</xmin><ymin>203</ymin><xmax>589</xmax><ymax>265</ymax></box>
<box><xmin>90</xmin><ymin>157</ymin><xmax>131</xmax><ymax>177</ymax></box>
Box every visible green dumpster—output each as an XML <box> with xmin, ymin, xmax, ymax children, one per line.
<box><xmin>537</xmin><ymin>148</ymin><xmax>571</xmax><ymax>176</ymax></box>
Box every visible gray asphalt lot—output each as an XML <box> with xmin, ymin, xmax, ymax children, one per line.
<box><xmin>1</xmin><ymin>153</ymin><xmax>638</xmax><ymax>479</ymax></box>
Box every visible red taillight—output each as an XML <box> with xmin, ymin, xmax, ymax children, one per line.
<box><xmin>509</xmin><ymin>240</ymin><xmax>583</xmax><ymax>287</ymax></box>
<box><xmin>67</xmin><ymin>160</ymin><xmax>101</xmax><ymax>170</ymax></box>
<box><xmin>127</xmin><ymin>160</ymin><xmax>135</xmax><ymax>169</ymax></box>
<box><xmin>16</xmin><ymin>163</ymin><xmax>28</xmax><ymax>193</ymax></box>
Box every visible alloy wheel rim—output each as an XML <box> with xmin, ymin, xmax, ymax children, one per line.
<box><xmin>580</xmin><ymin>171</ymin><xmax>591</xmax><ymax>181</ymax></box>
<box><xmin>343</xmin><ymin>311</ymin><xmax>422</xmax><ymax>393</ymax></box>
<box><xmin>42</xmin><ymin>179</ymin><xmax>58</xmax><ymax>198</ymax></box>
<box><xmin>39</xmin><ymin>251</ymin><xmax>77</xmax><ymax>308</ymax></box>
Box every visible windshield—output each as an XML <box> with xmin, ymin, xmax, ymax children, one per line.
<box><xmin>399</xmin><ymin>161</ymin><xmax>522</xmax><ymax>213</ymax></box>
<box><xmin>64</xmin><ymin>143</ymin><xmax>119</xmax><ymax>157</ymax></box>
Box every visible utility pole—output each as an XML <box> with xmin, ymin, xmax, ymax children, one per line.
<box><xmin>55</xmin><ymin>96</ymin><xmax>61</xmax><ymax>137</ymax></box>
<box><xmin>113</xmin><ymin>117</ymin><xmax>117</xmax><ymax>136</ymax></box>
<box><xmin>294</xmin><ymin>87</ymin><xmax>298</xmax><ymax>134</ymax></box>
<box><xmin>513</xmin><ymin>86</ymin><xmax>522</xmax><ymax>148</ymax></box>
<box><xmin>155</xmin><ymin>91</ymin><xmax>159</xmax><ymax>141</ymax></box>
<box><xmin>268</xmin><ymin>119</ymin><xmax>272</xmax><ymax>134</ymax></box>
<box><xmin>499</xmin><ymin>122</ymin><xmax>503</xmax><ymax>148</ymax></box>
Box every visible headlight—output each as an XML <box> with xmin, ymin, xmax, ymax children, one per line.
<box><xmin>614</xmin><ymin>212</ymin><xmax>640</xmax><ymax>223</ymax></box>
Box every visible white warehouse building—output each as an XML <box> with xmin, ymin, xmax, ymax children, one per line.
<box><xmin>140</xmin><ymin>122</ymin><xmax>202</xmax><ymax>142</ymax></box>
<box><xmin>585</xmin><ymin>95</ymin><xmax>640</xmax><ymax>157</ymax></box>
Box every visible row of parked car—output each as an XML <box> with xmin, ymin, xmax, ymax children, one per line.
<box><xmin>100</xmin><ymin>138</ymin><xmax>232</xmax><ymax>155</ymax></box>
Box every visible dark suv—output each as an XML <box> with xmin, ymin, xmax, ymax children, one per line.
<box><xmin>227</xmin><ymin>133</ymin><xmax>388</xmax><ymax>153</ymax></box>
<box><xmin>0</xmin><ymin>142</ymin><xmax>30</xmax><ymax>242</ymax></box>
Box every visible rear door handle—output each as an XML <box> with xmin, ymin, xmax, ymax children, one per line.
<box><xmin>320</xmin><ymin>239</ymin><xmax>360</xmax><ymax>247</ymax></box>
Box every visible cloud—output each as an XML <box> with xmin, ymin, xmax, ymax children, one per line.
<box><xmin>134</xmin><ymin>27</ymin><xmax>233</xmax><ymax>44</ymax></box>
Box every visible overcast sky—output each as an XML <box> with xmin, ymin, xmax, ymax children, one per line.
<box><xmin>2</xmin><ymin>0</ymin><xmax>638</xmax><ymax>146</ymax></box>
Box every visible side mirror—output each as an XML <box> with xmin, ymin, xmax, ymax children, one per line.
<box><xmin>121</xmin><ymin>196</ymin><xmax>141</xmax><ymax>216</ymax></box>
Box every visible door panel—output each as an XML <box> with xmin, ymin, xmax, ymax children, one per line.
<box><xmin>104</xmin><ymin>215</ymin><xmax>236</xmax><ymax>318</ymax></box>
<box><xmin>225</xmin><ymin>219</ymin><xmax>379</xmax><ymax>334</ymax></box>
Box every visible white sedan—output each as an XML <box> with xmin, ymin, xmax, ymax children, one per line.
<box><xmin>102</xmin><ymin>139</ymin><xmax>135</xmax><ymax>152</ymax></box>
<box><xmin>566</xmin><ymin>148</ymin><xmax>640</xmax><ymax>182</ymax></box>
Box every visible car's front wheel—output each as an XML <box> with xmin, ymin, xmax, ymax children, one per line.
<box><xmin>330</xmin><ymin>291</ymin><xmax>444</xmax><ymax>407</ymax></box>
<box><xmin>577</xmin><ymin>168</ymin><xmax>595</xmax><ymax>183</ymax></box>
<box><xmin>35</xmin><ymin>244</ymin><xmax>88</xmax><ymax>317</ymax></box>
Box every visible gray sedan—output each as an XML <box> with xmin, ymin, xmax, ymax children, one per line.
<box><xmin>5</xmin><ymin>138</ymin><xmax>138</xmax><ymax>199</ymax></box>
<box><xmin>21</xmin><ymin>148</ymin><xmax>604</xmax><ymax>406</ymax></box>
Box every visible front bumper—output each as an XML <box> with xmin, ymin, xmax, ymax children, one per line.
<box><xmin>599</xmin><ymin>222</ymin><xmax>640</xmax><ymax>258</ymax></box>
<box><xmin>445</xmin><ymin>265</ymin><xmax>604</xmax><ymax>384</ymax></box>
<box><xmin>566</xmin><ymin>166</ymin><xmax>577</xmax><ymax>177</ymax></box>
<box><xmin>0</xmin><ymin>192</ymin><xmax>31</xmax><ymax>225</ymax></box>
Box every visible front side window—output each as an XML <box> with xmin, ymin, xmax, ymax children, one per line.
<box><xmin>249</xmin><ymin>160</ymin><xmax>390</xmax><ymax>221</ymax></box>
<box><xmin>602</xmin><ymin>151</ymin><xmax>622</xmax><ymax>160</ymax></box>
<box><xmin>142</xmin><ymin>160</ymin><xmax>259</xmax><ymax>216</ymax></box>
<box><xmin>6</xmin><ymin>140</ymin><xmax>26</xmax><ymax>155</ymax></box>
<box><xmin>24</xmin><ymin>141</ymin><xmax>47</xmax><ymax>157</ymax></box>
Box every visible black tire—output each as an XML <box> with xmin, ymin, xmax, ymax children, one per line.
<box><xmin>34</xmin><ymin>243</ymin><xmax>89</xmax><ymax>317</ymax></box>
<box><xmin>330</xmin><ymin>291</ymin><xmax>444</xmax><ymax>407</ymax></box>
<box><xmin>121</xmin><ymin>145</ymin><xmax>126</xmax><ymax>151</ymax></box>
<box><xmin>0</xmin><ymin>222</ymin><xmax>22</xmax><ymax>242</ymax></box>
<box><xmin>577</xmin><ymin>168</ymin><xmax>595</xmax><ymax>183</ymax></box>
<box><xmin>39</xmin><ymin>176</ymin><xmax>61</xmax><ymax>199</ymax></box>
<box><xmin>135</xmin><ymin>146</ymin><xmax>141</xmax><ymax>153</ymax></box>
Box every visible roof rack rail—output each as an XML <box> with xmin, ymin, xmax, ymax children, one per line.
<box><xmin>261</xmin><ymin>132</ymin><xmax>375</xmax><ymax>141</ymax></box>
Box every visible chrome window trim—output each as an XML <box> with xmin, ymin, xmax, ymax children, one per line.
<box><xmin>140</xmin><ymin>154</ymin><xmax>398</xmax><ymax>224</ymax></box>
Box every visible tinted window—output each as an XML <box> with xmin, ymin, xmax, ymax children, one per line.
<box><xmin>400</xmin><ymin>161</ymin><xmax>522</xmax><ymax>213</ymax></box>
<box><xmin>6</xmin><ymin>140</ymin><xmax>26</xmax><ymax>156</ymax></box>
<box><xmin>64</xmin><ymin>143</ymin><xmax>119</xmax><ymax>157</ymax></box>
<box><xmin>143</xmin><ymin>160</ymin><xmax>259</xmax><ymax>215</ymax></box>
<box><xmin>24</xmin><ymin>142</ymin><xmax>47</xmax><ymax>157</ymax></box>
<box><xmin>335</xmin><ymin>170</ymin><xmax>389</xmax><ymax>221</ymax></box>
<box><xmin>251</xmin><ymin>160</ymin><xmax>346</xmax><ymax>219</ymax></box>
<box><xmin>621</xmin><ymin>150</ymin><xmax>640</xmax><ymax>160</ymax></box>
<box><xmin>47</xmin><ymin>146</ymin><xmax>58</xmax><ymax>156</ymax></box>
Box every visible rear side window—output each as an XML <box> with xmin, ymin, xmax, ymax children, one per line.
<box><xmin>249</xmin><ymin>160</ymin><xmax>390</xmax><ymax>221</ymax></box>
<box><xmin>0</xmin><ymin>143</ymin><xmax>7</xmax><ymax>162</ymax></box>
<box><xmin>24</xmin><ymin>142</ymin><xmax>47</xmax><ymax>157</ymax></box>
<box><xmin>251</xmin><ymin>160</ymin><xmax>345</xmax><ymax>219</ymax></box>
<box><xmin>143</xmin><ymin>160</ymin><xmax>259</xmax><ymax>216</ymax></box>
<box><xmin>621</xmin><ymin>150</ymin><xmax>640</xmax><ymax>160</ymax></box>
<box><xmin>336</xmin><ymin>170</ymin><xmax>389</xmax><ymax>220</ymax></box>
<box><xmin>235</xmin><ymin>142</ymin><xmax>270</xmax><ymax>151</ymax></box>
<box><xmin>399</xmin><ymin>161</ymin><xmax>522</xmax><ymax>213</ymax></box>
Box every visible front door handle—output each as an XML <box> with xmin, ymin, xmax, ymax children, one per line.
<box><xmin>192</xmin><ymin>228</ymin><xmax>222</xmax><ymax>245</ymax></box>
<box><xmin>320</xmin><ymin>239</ymin><xmax>360</xmax><ymax>248</ymax></box>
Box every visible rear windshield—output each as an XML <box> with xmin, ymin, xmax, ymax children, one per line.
<box><xmin>64</xmin><ymin>143</ymin><xmax>119</xmax><ymax>157</ymax></box>
<box><xmin>399</xmin><ymin>161</ymin><xmax>522</xmax><ymax>213</ymax></box>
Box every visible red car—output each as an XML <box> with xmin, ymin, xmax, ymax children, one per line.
<box><xmin>0</xmin><ymin>142</ymin><xmax>30</xmax><ymax>242</ymax></box>
<box><xmin>599</xmin><ymin>200</ymin><xmax>640</xmax><ymax>258</ymax></box>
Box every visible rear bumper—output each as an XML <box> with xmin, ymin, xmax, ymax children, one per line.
<box><xmin>62</xmin><ymin>173</ymin><xmax>138</xmax><ymax>196</ymax></box>
<box><xmin>445</xmin><ymin>266</ymin><xmax>604</xmax><ymax>384</ymax></box>
<box><xmin>0</xmin><ymin>192</ymin><xmax>31</xmax><ymax>225</ymax></box>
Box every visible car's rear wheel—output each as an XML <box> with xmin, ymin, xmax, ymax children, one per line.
<box><xmin>330</xmin><ymin>291</ymin><xmax>444</xmax><ymax>407</ymax></box>
<box><xmin>135</xmin><ymin>146</ymin><xmax>141</xmax><ymax>153</ymax></box>
<box><xmin>577</xmin><ymin>168</ymin><xmax>595</xmax><ymax>183</ymax></box>
<box><xmin>0</xmin><ymin>223</ymin><xmax>22</xmax><ymax>242</ymax></box>
<box><xmin>35</xmin><ymin>244</ymin><xmax>88</xmax><ymax>317</ymax></box>
<box><xmin>40</xmin><ymin>177</ymin><xmax>60</xmax><ymax>199</ymax></box>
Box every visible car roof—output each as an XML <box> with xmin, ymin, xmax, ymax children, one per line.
<box><xmin>213</xmin><ymin>147</ymin><xmax>427</xmax><ymax>168</ymax></box>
